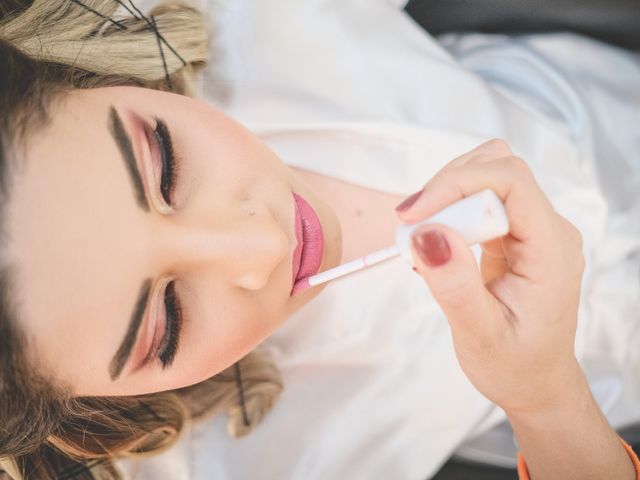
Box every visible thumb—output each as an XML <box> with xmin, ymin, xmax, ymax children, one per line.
<box><xmin>411</xmin><ymin>225</ymin><xmax>499</xmax><ymax>335</ymax></box>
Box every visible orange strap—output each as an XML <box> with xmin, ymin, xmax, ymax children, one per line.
<box><xmin>517</xmin><ymin>438</ymin><xmax>640</xmax><ymax>480</ymax></box>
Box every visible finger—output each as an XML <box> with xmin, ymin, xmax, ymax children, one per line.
<box><xmin>480</xmin><ymin>237</ymin><xmax>506</xmax><ymax>258</ymax></box>
<box><xmin>480</xmin><ymin>238</ymin><xmax>511</xmax><ymax>285</ymax></box>
<box><xmin>395</xmin><ymin>140</ymin><xmax>515</xmax><ymax>214</ymax></box>
<box><xmin>397</xmin><ymin>156</ymin><xmax>554</xmax><ymax>249</ymax></box>
<box><xmin>475</xmin><ymin>138</ymin><xmax>514</xmax><ymax>157</ymax></box>
<box><xmin>446</xmin><ymin>139</ymin><xmax>514</xmax><ymax>169</ymax></box>
<box><xmin>411</xmin><ymin>223</ymin><xmax>505</xmax><ymax>339</ymax></box>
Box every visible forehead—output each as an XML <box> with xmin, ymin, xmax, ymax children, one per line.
<box><xmin>5</xmin><ymin>88</ymin><xmax>152</xmax><ymax>387</ymax></box>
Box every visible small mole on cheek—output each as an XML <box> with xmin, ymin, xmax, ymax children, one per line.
<box><xmin>355</xmin><ymin>208</ymin><xmax>363</xmax><ymax>217</ymax></box>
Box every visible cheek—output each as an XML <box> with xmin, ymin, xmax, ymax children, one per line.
<box><xmin>175</xmin><ymin>132</ymin><xmax>270</xmax><ymax>209</ymax></box>
<box><xmin>186</xmin><ymin>296</ymin><xmax>280</xmax><ymax>378</ymax></box>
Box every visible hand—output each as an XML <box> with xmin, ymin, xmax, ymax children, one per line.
<box><xmin>395</xmin><ymin>139</ymin><xmax>586</xmax><ymax>415</ymax></box>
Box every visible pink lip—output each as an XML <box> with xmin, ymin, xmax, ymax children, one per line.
<box><xmin>291</xmin><ymin>193</ymin><xmax>324</xmax><ymax>294</ymax></box>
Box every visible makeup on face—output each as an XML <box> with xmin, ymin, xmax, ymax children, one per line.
<box><xmin>107</xmin><ymin>106</ymin><xmax>185</xmax><ymax>380</ymax></box>
<box><xmin>17</xmin><ymin>86</ymin><xmax>339</xmax><ymax>396</ymax></box>
<box><xmin>292</xmin><ymin>189</ymin><xmax>509</xmax><ymax>292</ymax></box>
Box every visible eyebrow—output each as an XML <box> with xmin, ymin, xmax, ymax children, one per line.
<box><xmin>109</xmin><ymin>278</ymin><xmax>153</xmax><ymax>380</ymax></box>
<box><xmin>108</xmin><ymin>105</ymin><xmax>150</xmax><ymax>212</ymax></box>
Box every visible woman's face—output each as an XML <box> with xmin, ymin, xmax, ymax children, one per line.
<box><xmin>6</xmin><ymin>86</ymin><xmax>341</xmax><ymax>396</ymax></box>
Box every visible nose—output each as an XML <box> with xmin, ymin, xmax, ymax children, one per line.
<box><xmin>157</xmin><ymin>204</ymin><xmax>290</xmax><ymax>291</ymax></box>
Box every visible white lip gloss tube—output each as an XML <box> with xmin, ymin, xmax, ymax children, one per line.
<box><xmin>303</xmin><ymin>189</ymin><xmax>510</xmax><ymax>289</ymax></box>
<box><xmin>394</xmin><ymin>188</ymin><xmax>510</xmax><ymax>263</ymax></box>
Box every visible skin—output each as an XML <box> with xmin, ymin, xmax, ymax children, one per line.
<box><xmin>6</xmin><ymin>86</ymin><xmax>342</xmax><ymax>396</ymax></box>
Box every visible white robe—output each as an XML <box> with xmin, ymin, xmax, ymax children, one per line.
<box><xmin>118</xmin><ymin>0</ymin><xmax>640</xmax><ymax>478</ymax></box>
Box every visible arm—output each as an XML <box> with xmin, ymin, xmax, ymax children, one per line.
<box><xmin>395</xmin><ymin>139</ymin><xmax>636</xmax><ymax>480</ymax></box>
<box><xmin>510</xmin><ymin>362</ymin><xmax>636</xmax><ymax>480</ymax></box>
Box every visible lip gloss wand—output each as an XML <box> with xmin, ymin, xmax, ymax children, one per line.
<box><xmin>295</xmin><ymin>189</ymin><xmax>509</xmax><ymax>291</ymax></box>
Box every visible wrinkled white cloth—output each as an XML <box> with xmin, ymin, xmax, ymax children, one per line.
<box><xmin>117</xmin><ymin>0</ymin><xmax>640</xmax><ymax>478</ymax></box>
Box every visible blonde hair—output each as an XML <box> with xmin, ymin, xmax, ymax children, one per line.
<box><xmin>2</xmin><ymin>0</ymin><xmax>209</xmax><ymax>94</ymax></box>
<box><xmin>0</xmin><ymin>1</ymin><xmax>282</xmax><ymax>479</ymax></box>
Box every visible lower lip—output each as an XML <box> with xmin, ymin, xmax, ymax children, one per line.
<box><xmin>291</xmin><ymin>193</ymin><xmax>324</xmax><ymax>295</ymax></box>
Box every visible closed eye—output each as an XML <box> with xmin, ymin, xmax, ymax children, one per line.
<box><xmin>155</xmin><ymin>280</ymin><xmax>182</xmax><ymax>369</ymax></box>
<box><xmin>151</xmin><ymin>117</ymin><xmax>180</xmax><ymax>206</ymax></box>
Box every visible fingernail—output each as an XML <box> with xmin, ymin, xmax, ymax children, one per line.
<box><xmin>412</xmin><ymin>229</ymin><xmax>451</xmax><ymax>267</ymax></box>
<box><xmin>395</xmin><ymin>190</ymin><xmax>422</xmax><ymax>212</ymax></box>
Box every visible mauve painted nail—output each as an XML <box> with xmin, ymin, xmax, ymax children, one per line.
<box><xmin>412</xmin><ymin>229</ymin><xmax>451</xmax><ymax>267</ymax></box>
<box><xmin>395</xmin><ymin>190</ymin><xmax>422</xmax><ymax>212</ymax></box>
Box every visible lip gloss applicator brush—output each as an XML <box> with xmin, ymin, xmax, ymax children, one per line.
<box><xmin>295</xmin><ymin>189</ymin><xmax>509</xmax><ymax>292</ymax></box>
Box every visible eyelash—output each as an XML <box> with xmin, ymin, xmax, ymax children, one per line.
<box><xmin>150</xmin><ymin>119</ymin><xmax>182</xmax><ymax>368</ymax></box>
<box><xmin>156</xmin><ymin>280</ymin><xmax>182</xmax><ymax>369</ymax></box>
<box><xmin>152</xmin><ymin>117</ymin><xmax>180</xmax><ymax>206</ymax></box>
